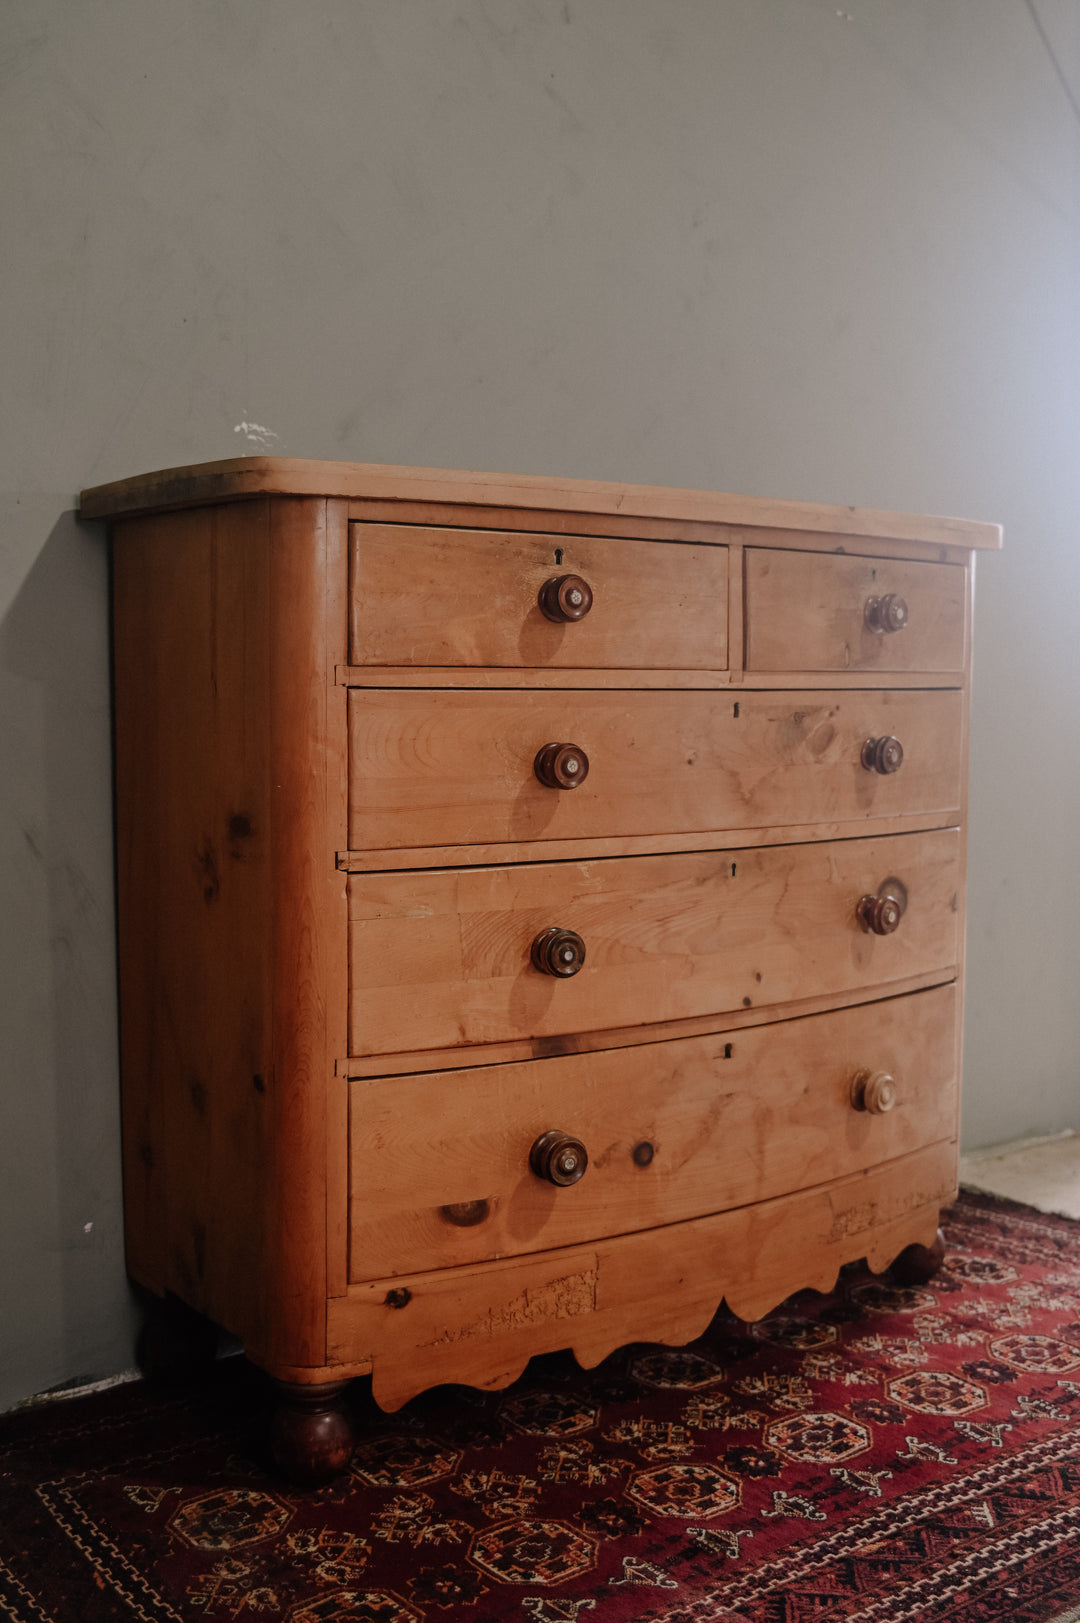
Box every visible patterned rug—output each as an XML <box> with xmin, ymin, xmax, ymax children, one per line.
<box><xmin>2</xmin><ymin>1189</ymin><xmax>1080</xmax><ymax>1623</ymax></box>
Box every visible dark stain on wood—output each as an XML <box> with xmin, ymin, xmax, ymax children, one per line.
<box><xmin>440</xmin><ymin>1200</ymin><xmax>490</xmax><ymax>1228</ymax></box>
<box><xmin>229</xmin><ymin>812</ymin><xmax>254</xmax><ymax>840</ymax></box>
<box><xmin>195</xmin><ymin>838</ymin><xmax>220</xmax><ymax>903</ymax></box>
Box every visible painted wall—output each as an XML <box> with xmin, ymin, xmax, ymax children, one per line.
<box><xmin>2</xmin><ymin>0</ymin><xmax>1077</xmax><ymax>1410</ymax></box>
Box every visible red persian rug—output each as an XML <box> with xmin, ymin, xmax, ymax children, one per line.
<box><xmin>2</xmin><ymin>1189</ymin><xmax>1080</xmax><ymax>1623</ymax></box>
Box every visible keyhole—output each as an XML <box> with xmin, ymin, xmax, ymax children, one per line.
<box><xmin>554</xmin><ymin>548</ymin><xmax>563</xmax><ymax>565</ymax></box>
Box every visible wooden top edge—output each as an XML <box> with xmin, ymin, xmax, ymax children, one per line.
<box><xmin>78</xmin><ymin>455</ymin><xmax>1003</xmax><ymax>549</ymax></box>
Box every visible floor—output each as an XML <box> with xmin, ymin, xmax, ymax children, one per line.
<box><xmin>959</xmin><ymin>1128</ymin><xmax>1080</xmax><ymax>1219</ymax></box>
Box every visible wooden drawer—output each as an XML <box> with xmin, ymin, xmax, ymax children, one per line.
<box><xmin>348</xmin><ymin>523</ymin><xmax>728</xmax><ymax>668</ymax></box>
<box><xmin>347</xmin><ymin>828</ymin><xmax>961</xmax><ymax>1054</ymax></box>
<box><xmin>348</xmin><ymin>983</ymin><xmax>958</xmax><ymax>1279</ymax></box>
<box><xmin>335</xmin><ymin>1141</ymin><xmax>957</xmax><ymax>1409</ymax></box>
<box><xmin>745</xmin><ymin>549</ymin><xmax>966</xmax><ymax>672</ymax></box>
<box><xmin>347</xmin><ymin>687</ymin><xmax>963</xmax><ymax>850</ymax></box>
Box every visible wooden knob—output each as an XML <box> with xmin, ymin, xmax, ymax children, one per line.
<box><xmin>534</xmin><ymin>742</ymin><xmax>590</xmax><ymax>790</ymax></box>
<box><xmin>530</xmin><ymin>1129</ymin><xmax>588</xmax><ymax>1186</ymax></box>
<box><xmin>865</xmin><ymin>593</ymin><xmax>908</xmax><ymax>633</ymax></box>
<box><xmin>861</xmin><ymin>735</ymin><xmax>904</xmax><ymax>775</ymax></box>
<box><xmin>857</xmin><ymin>891</ymin><xmax>904</xmax><ymax>935</ymax></box>
<box><xmin>539</xmin><ymin>574</ymin><xmax>593</xmax><ymax>623</ymax></box>
<box><xmin>851</xmin><ymin>1069</ymin><xmax>898</xmax><ymax>1114</ymax></box>
<box><xmin>531</xmin><ymin>926</ymin><xmax>586</xmax><ymax>977</ymax></box>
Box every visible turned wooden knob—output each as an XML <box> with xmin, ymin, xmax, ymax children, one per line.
<box><xmin>851</xmin><ymin>1068</ymin><xmax>898</xmax><ymax>1114</ymax></box>
<box><xmin>539</xmin><ymin>574</ymin><xmax>593</xmax><ymax>623</ymax></box>
<box><xmin>857</xmin><ymin>891</ymin><xmax>904</xmax><ymax>935</ymax></box>
<box><xmin>530</xmin><ymin>1128</ymin><xmax>589</xmax><ymax>1186</ymax></box>
<box><xmin>531</xmin><ymin>926</ymin><xmax>586</xmax><ymax>977</ymax></box>
<box><xmin>861</xmin><ymin>735</ymin><xmax>904</xmax><ymax>775</ymax></box>
<box><xmin>865</xmin><ymin>593</ymin><xmax>908</xmax><ymax>633</ymax></box>
<box><xmin>534</xmin><ymin>741</ymin><xmax>590</xmax><ymax>789</ymax></box>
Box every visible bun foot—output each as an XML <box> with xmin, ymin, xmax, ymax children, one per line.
<box><xmin>889</xmin><ymin>1227</ymin><xmax>947</xmax><ymax>1286</ymax></box>
<box><xmin>271</xmin><ymin>1379</ymin><xmax>355</xmax><ymax>1484</ymax></box>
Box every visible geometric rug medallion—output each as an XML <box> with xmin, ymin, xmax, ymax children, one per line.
<box><xmin>2</xmin><ymin>1189</ymin><xmax>1079</xmax><ymax>1621</ymax></box>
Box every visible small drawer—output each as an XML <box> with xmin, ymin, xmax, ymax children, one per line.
<box><xmin>349</xmin><ymin>523</ymin><xmax>728</xmax><ymax>669</ymax></box>
<box><xmin>347</xmin><ymin>829</ymin><xmax>962</xmax><ymax>1054</ymax></box>
<box><xmin>347</xmin><ymin>687</ymin><xmax>963</xmax><ymax>851</ymax></box>
<box><xmin>745</xmin><ymin>549</ymin><xmax>966</xmax><ymax>673</ymax></box>
<box><xmin>348</xmin><ymin>983</ymin><xmax>959</xmax><ymax>1278</ymax></box>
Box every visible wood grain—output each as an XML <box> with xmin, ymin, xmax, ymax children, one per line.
<box><xmin>338</xmin><ymin>972</ymin><xmax>956</xmax><ymax>1077</ymax></box>
<box><xmin>329</xmin><ymin>1139</ymin><xmax>956</xmax><ymax>1408</ymax></box>
<box><xmin>347</xmin><ymin>687</ymin><xmax>963</xmax><ymax>851</ymax></box>
<box><xmin>345</xmin><ymin>505</ymin><xmax>995</xmax><ymax>564</ymax></box>
<box><xmin>338</xmin><ymin>815</ymin><xmax>962</xmax><ymax>875</ymax></box>
<box><xmin>349</xmin><ymin>524</ymin><xmax>728</xmax><ymax>669</ymax></box>
<box><xmin>745</xmin><ymin>550</ymin><xmax>968</xmax><ymax>673</ymax></box>
<box><xmin>112</xmin><ymin>500</ymin><xmax>276</xmax><ymax>1335</ymax></box>
<box><xmin>264</xmin><ymin>497</ymin><xmax>350</xmax><ymax>1339</ymax></box>
<box><xmin>347</xmin><ymin>983</ymin><xmax>958</xmax><ymax>1278</ymax></box>
<box><xmin>111</xmin><ymin>497</ymin><xmax>347</xmax><ymax>1370</ymax></box>
<box><xmin>80</xmin><ymin>456</ymin><xmax>1002</xmax><ymax>550</ymax></box>
<box><xmin>347</xmin><ymin>829</ymin><xmax>962</xmax><ymax>1055</ymax></box>
<box><xmin>337</xmin><ymin>666</ymin><xmax>970</xmax><ymax>690</ymax></box>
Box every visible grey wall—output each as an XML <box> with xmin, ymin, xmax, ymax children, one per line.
<box><xmin>2</xmin><ymin>0</ymin><xmax>1078</xmax><ymax>1411</ymax></box>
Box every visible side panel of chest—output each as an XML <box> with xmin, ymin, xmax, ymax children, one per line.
<box><xmin>111</xmin><ymin>497</ymin><xmax>350</xmax><ymax>1368</ymax></box>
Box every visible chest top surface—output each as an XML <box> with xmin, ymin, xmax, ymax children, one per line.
<box><xmin>80</xmin><ymin>455</ymin><xmax>1002</xmax><ymax>553</ymax></box>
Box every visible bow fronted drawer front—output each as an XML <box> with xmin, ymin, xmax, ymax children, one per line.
<box><xmin>347</xmin><ymin>982</ymin><xmax>959</xmax><ymax>1279</ymax></box>
<box><xmin>346</xmin><ymin>687</ymin><xmax>963</xmax><ymax>851</ymax></box>
<box><xmin>347</xmin><ymin>829</ymin><xmax>962</xmax><ymax>1056</ymax></box>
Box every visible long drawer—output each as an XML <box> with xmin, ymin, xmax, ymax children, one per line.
<box><xmin>348</xmin><ymin>524</ymin><xmax>729</xmax><ymax>668</ymax></box>
<box><xmin>347</xmin><ymin>828</ymin><xmax>962</xmax><ymax>1054</ymax></box>
<box><xmin>347</xmin><ymin>687</ymin><xmax>963</xmax><ymax>850</ymax></box>
<box><xmin>348</xmin><ymin>983</ymin><xmax>959</xmax><ymax>1279</ymax></box>
<box><xmin>744</xmin><ymin>549</ymin><xmax>967</xmax><ymax>673</ymax></box>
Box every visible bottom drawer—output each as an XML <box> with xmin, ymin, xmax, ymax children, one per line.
<box><xmin>348</xmin><ymin>981</ymin><xmax>958</xmax><ymax>1281</ymax></box>
<box><xmin>333</xmin><ymin>1140</ymin><xmax>955</xmax><ymax>1410</ymax></box>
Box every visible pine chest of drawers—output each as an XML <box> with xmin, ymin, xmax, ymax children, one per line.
<box><xmin>82</xmin><ymin>458</ymin><xmax>1000</xmax><ymax>1478</ymax></box>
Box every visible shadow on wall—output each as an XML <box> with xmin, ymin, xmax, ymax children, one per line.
<box><xmin>0</xmin><ymin>507</ymin><xmax>139</xmax><ymax>1405</ymax></box>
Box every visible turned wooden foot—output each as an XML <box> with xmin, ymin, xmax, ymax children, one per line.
<box><xmin>889</xmin><ymin>1227</ymin><xmax>947</xmax><ymax>1286</ymax></box>
<box><xmin>271</xmin><ymin>1379</ymin><xmax>355</xmax><ymax>1485</ymax></box>
<box><xmin>136</xmin><ymin>1294</ymin><xmax>218</xmax><ymax>1385</ymax></box>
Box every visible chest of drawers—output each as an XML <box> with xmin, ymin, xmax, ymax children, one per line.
<box><xmin>81</xmin><ymin>459</ymin><xmax>1000</xmax><ymax>1479</ymax></box>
